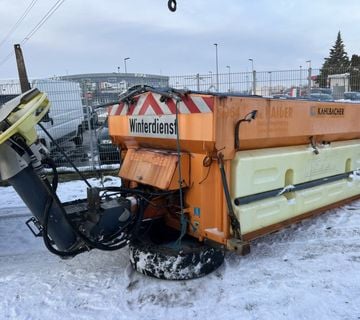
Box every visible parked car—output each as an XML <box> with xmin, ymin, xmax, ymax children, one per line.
<box><xmin>309</xmin><ymin>93</ymin><xmax>334</xmax><ymax>101</ymax></box>
<box><xmin>82</xmin><ymin>105</ymin><xmax>98</xmax><ymax>130</ymax></box>
<box><xmin>344</xmin><ymin>92</ymin><xmax>360</xmax><ymax>101</ymax></box>
<box><xmin>272</xmin><ymin>94</ymin><xmax>291</xmax><ymax>99</ymax></box>
<box><xmin>311</xmin><ymin>88</ymin><xmax>333</xmax><ymax>95</ymax></box>
<box><xmin>0</xmin><ymin>94</ymin><xmax>18</xmax><ymax>105</ymax></box>
<box><xmin>96</xmin><ymin>107</ymin><xmax>108</xmax><ymax>126</ymax></box>
<box><xmin>97</xmin><ymin>122</ymin><xmax>120</xmax><ymax>165</ymax></box>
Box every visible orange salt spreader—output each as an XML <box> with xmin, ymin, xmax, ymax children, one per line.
<box><xmin>107</xmin><ymin>85</ymin><xmax>360</xmax><ymax>278</ymax></box>
<box><xmin>2</xmin><ymin>72</ymin><xmax>360</xmax><ymax>280</ymax></box>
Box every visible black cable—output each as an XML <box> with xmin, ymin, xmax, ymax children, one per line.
<box><xmin>132</xmin><ymin>199</ymin><xmax>145</xmax><ymax>238</ymax></box>
<box><xmin>0</xmin><ymin>0</ymin><xmax>65</xmax><ymax>68</ymax></box>
<box><xmin>102</xmin><ymin>186</ymin><xmax>177</xmax><ymax>197</ymax></box>
<box><xmin>10</xmin><ymin>134</ymin><xmax>128</xmax><ymax>253</ymax></box>
<box><xmin>60</xmin><ymin>206</ymin><xmax>130</xmax><ymax>252</ymax></box>
<box><xmin>42</xmin><ymin>186</ymin><xmax>131</xmax><ymax>256</ymax></box>
<box><xmin>98</xmin><ymin>215</ymin><xmax>137</xmax><ymax>244</ymax></box>
<box><xmin>42</xmin><ymin>197</ymin><xmax>88</xmax><ymax>257</ymax></box>
<box><xmin>38</xmin><ymin>123</ymin><xmax>92</xmax><ymax>189</ymax></box>
<box><xmin>173</xmin><ymin>99</ymin><xmax>188</xmax><ymax>246</ymax></box>
<box><xmin>0</xmin><ymin>0</ymin><xmax>38</xmax><ymax>49</ymax></box>
<box><xmin>199</xmin><ymin>165</ymin><xmax>211</xmax><ymax>184</ymax></box>
<box><xmin>21</xmin><ymin>0</ymin><xmax>65</xmax><ymax>45</ymax></box>
<box><xmin>42</xmin><ymin>157</ymin><xmax>58</xmax><ymax>192</ymax></box>
<box><xmin>39</xmin><ymin>175</ymin><xmax>131</xmax><ymax>254</ymax></box>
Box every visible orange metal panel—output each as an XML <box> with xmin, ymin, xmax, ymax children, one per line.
<box><xmin>214</xmin><ymin>97</ymin><xmax>360</xmax><ymax>159</ymax></box>
<box><xmin>109</xmin><ymin>92</ymin><xmax>360</xmax><ymax>246</ymax></box>
<box><xmin>109</xmin><ymin>113</ymin><xmax>214</xmax><ymax>154</ymax></box>
<box><xmin>119</xmin><ymin>148</ymin><xmax>190</xmax><ymax>190</ymax></box>
<box><xmin>183</xmin><ymin>154</ymin><xmax>229</xmax><ymax>244</ymax></box>
<box><xmin>110</xmin><ymin>95</ymin><xmax>360</xmax><ymax>161</ymax></box>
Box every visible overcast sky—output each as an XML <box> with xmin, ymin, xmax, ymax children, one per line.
<box><xmin>0</xmin><ymin>0</ymin><xmax>359</xmax><ymax>79</ymax></box>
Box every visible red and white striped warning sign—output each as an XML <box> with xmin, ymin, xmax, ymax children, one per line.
<box><xmin>109</xmin><ymin>92</ymin><xmax>214</xmax><ymax>116</ymax></box>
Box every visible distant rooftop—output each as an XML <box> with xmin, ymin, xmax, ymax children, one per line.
<box><xmin>60</xmin><ymin>72</ymin><xmax>169</xmax><ymax>80</ymax></box>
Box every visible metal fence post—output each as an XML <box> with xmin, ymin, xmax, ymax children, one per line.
<box><xmin>252</xmin><ymin>70</ymin><xmax>257</xmax><ymax>95</ymax></box>
<box><xmin>308</xmin><ymin>67</ymin><xmax>312</xmax><ymax>97</ymax></box>
<box><xmin>84</xmin><ymin>81</ymin><xmax>96</xmax><ymax>171</ymax></box>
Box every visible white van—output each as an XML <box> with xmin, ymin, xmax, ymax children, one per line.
<box><xmin>33</xmin><ymin>79</ymin><xmax>84</xmax><ymax>149</ymax></box>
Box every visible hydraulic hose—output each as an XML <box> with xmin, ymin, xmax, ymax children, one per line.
<box><xmin>40</xmin><ymin>177</ymin><xmax>141</xmax><ymax>256</ymax></box>
<box><xmin>103</xmin><ymin>186</ymin><xmax>177</xmax><ymax>197</ymax></box>
<box><xmin>42</xmin><ymin>157</ymin><xmax>58</xmax><ymax>192</ymax></box>
<box><xmin>42</xmin><ymin>197</ymin><xmax>88</xmax><ymax>257</ymax></box>
<box><xmin>37</xmin><ymin>123</ymin><xmax>92</xmax><ymax>189</ymax></box>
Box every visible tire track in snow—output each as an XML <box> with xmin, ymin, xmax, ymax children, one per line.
<box><xmin>0</xmin><ymin>206</ymin><xmax>31</xmax><ymax>219</ymax></box>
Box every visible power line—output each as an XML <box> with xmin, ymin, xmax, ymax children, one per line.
<box><xmin>0</xmin><ymin>0</ymin><xmax>66</xmax><ymax>68</ymax></box>
<box><xmin>0</xmin><ymin>0</ymin><xmax>38</xmax><ymax>49</ymax></box>
<box><xmin>0</xmin><ymin>51</ymin><xmax>16</xmax><ymax>68</ymax></box>
<box><xmin>22</xmin><ymin>0</ymin><xmax>65</xmax><ymax>44</ymax></box>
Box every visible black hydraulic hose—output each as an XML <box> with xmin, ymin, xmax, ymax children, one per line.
<box><xmin>174</xmin><ymin>99</ymin><xmax>187</xmax><ymax>244</ymax></box>
<box><xmin>42</xmin><ymin>157</ymin><xmax>58</xmax><ymax>192</ymax></box>
<box><xmin>42</xmin><ymin>190</ymin><xmax>130</xmax><ymax>256</ymax></box>
<box><xmin>37</xmin><ymin>123</ymin><xmax>92</xmax><ymax>189</ymax></box>
<box><xmin>218</xmin><ymin>153</ymin><xmax>242</xmax><ymax>240</ymax></box>
<box><xmin>133</xmin><ymin>198</ymin><xmax>145</xmax><ymax>238</ymax></box>
<box><xmin>59</xmin><ymin>203</ymin><xmax>131</xmax><ymax>252</ymax></box>
<box><xmin>42</xmin><ymin>197</ymin><xmax>88</xmax><ymax>257</ymax></box>
<box><xmin>98</xmin><ymin>216</ymin><xmax>136</xmax><ymax>244</ymax></box>
<box><xmin>102</xmin><ymin>186</ymin><xmax>177</xmax><ymax>197</ymax></box>
<box><xmin>40</xmin><ymin>177</ymin><xmax>130</xmax><ymax>254</ymax></box>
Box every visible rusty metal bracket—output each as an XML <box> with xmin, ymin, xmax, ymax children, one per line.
<box><xmin>14</xmin><ymin>44</ymin><xmax>31</xmax><ymax>93</ymax></box>
<box><xmin>227</xmin><ymin>238</ymin><xmax>250</xmax><ymax>256</ymax></box>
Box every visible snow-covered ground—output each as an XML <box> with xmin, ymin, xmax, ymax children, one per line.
<box><xmin>1</xmin><ymin>176</ymin><xmax>360</xmax><ymax>319</ymax></box>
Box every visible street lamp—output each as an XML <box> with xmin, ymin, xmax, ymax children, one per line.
<box><xmin>117</xmin><ymin>66</ymin><xmax>120</xmax><ymax>73</ymax></box>
<box><xmin>248</xmin><ymin>58</ymin><xmax>255</xmax><ymax>95</ymax></box>
<box><xmin>226</xmin><ymin>65</ymin><xmax>231</xmax><ymax>92</ymax></box>
<box><xmin>214</xmin><ymin>43</ymin><xmax>219</xmax><ymax>92</ymax></box>
<box><xmin>124</xmin><ymin>57</ymin><xmax>130</xmax><ymax>74</ymax></box>
<box><xmin>248</xmin><ymin>58</ymin><xmax>254</xmax><ymax>73</ymax></box>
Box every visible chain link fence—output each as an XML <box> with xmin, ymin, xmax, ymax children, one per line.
<box><xmin>169</xmin><ymin>67</ymin><xmax>358</xmax><ymax>99</ymax></box>
<box><xmin>1</xmin><ymin>67</ymin><xmax>359</xmax><ymax>172</ymax></box>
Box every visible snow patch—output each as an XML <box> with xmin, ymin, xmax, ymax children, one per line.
<box><xmin>1</xmin><ymin>179</ymin><xmax>360</xmax><ymax>319</ymax></box>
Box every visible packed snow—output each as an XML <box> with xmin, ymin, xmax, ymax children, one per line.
<box><xmin>1</xmin><ymin>176</ymin><xmax>360</xmax><ymax>319</ymax></box>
